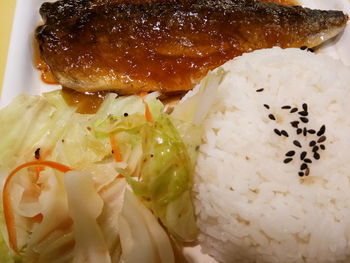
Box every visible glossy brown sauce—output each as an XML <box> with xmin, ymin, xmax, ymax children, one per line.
<box><xmin>35</xmin><ymin>0</ymin><xmax>299</xmax><ymax>114</ymax></box>
<box><xmin>33</xmin><ymin>39</ymin><xmax>58</xmax><ymax>85</ymax></box>
<box><xmin>62</xmin><ymin>88</ymin><xmax>109</xmax><ymax>114</ymax></box>
<box><xmin>35</xmin><ymin>38</ymin><xmax>108</xmax><ymax>114</ymax></box>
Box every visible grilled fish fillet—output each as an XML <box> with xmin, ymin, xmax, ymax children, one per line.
<box><xmin>36</xmin><ymin>0</ymin><xmax>348</xmax><ymax>94</ymax></box>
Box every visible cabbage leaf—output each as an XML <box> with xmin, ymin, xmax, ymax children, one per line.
<box><xmin>126</xmin><ymin>114</ymin><xmax>199</xmax><ymax>241</ymax></box>
<box><xmin>119</xmin><ymin>188</ymin><xmax>174</xmax><ymax>263</ymax></box>
<box><xmin>172</xmin><ymin>68</ymin><xmax>225</xmax><ymax>124</ymax></box>
<box><xmin>0</xmin><ymin>207</ymin><xmax>18</xmax><ymax>263</ymax></box>
<box><xmin>64</xmin><ymin>171</ymin><xmax>111</xmax><ymax>263</ymax></box>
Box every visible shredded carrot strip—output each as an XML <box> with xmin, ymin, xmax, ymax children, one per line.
<box><xmin>144</xmin><ymin>102</ymin><xmax>153</xmax><ymax>123</ymax></box>
<box><xmin>2</xmin><ymin>160</ymin><xmax>72</xmax><ymax>253</ymax></box>
<box><xmin>110</xmin><ymin>133</ymin><xmax>122</xmax><ymax>162</ymax></box>
<box><xmin>31</xmin><ymin>213</ymin><xmax>44</xmax><ymax>223</ymax></box>
<box><xmin>116</xmin><ymin>174</ymin><xmax>124</xmax><ymax>179</ymax></box>
<box><xmin>139</xmin><ymin>92</ymin><xmax>153</xmax><ymax>123</ymax></box>
<box><xmin>139</xmin><ymin>91</ymin><xmax>148</xmax><ymax>98</ymax></box>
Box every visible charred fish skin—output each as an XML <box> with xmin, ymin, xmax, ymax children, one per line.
<box><xmin>38</xmin><ymin>0</ymin><xmax>166</xmax><ymax>25</ymax></box>
<box><xmin>36</xmin><ymin>0</ymin><xmax>348</xmax><ymax>94</ymax></box>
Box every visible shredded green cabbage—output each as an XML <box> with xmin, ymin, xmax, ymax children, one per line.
<box><xmin>172</xmin><ymin>68</ymin><xmax>225</xmax><ymax>124</ymax></box>
<box><xmin>125</xmin><ymin>114</ymin><xmax>198</xmax><ymax>241</ymax></box>
<box><xmin>0</xmin><ymin>89</ymin><xmax>201</xmax><ymax>261</ymax></box>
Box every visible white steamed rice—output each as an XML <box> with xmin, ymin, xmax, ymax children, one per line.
<box><xmin>194</xmin><ymin>47</ymin><xmax>350</xmax><ymax>263</ymax></box>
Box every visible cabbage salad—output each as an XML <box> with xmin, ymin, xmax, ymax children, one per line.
<box><xmin>0</xmin><ymin>83</ymin><xmax>214</xmax><ymax>262</ymax></box>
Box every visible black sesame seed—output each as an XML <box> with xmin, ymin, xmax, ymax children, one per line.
<box><xmin>307</xmin><ymin>48</ymin><xmax>315</xmax><ymax>53</ymax></box>
<box><xmin>312</xmin><ymin>146</ymin><xmax>319</xmax><ymax>152</ymax></box>
<box><xmin>308</xmin><ymin>129</ymin><xmax>316</xmax><ymax>134</ymax></box>
<box><xmin>293</xmin><ymin>140</ymin><xmax>302</xmax><ymax>148</ymax></box>
<box><xmin>305</xmin><ymin>168</ymin><xmax>310</xmax><ymax>176</ymax></box>
<box><xmin>314</xmin><ymin>152</ymin><xmax>320</xmax><ymax>160</ymax></box>
<box><xmin>299</xmin><ymin>172</ymin><xmax>304</xmax><ymax>177</ymax></box>
<box><xmin>300</xmin><ymin>46</ymin><xmax>308</xmax><ymax>50</ymax></box>
<box><xmin>302</xmin><ymin>103</ymin><xmax>308</xmax><ymax>112</ymax></box>
<box><xmin>256</xmin><ymin>88</ymin><xmax>264</xmax><ymax>92</ymax></box>
<box><xmin>300</xmin><ymin>151</ymin><xmax>307</xmax><ymax>160</ymax></box>
<box><xmin>300</xmin><ymin>117</ymin><xmax>309</xmax><ymax>123</ymax></box>
<box><xmin>274</xmin><ymin>129</ymin><xmax>281</xmax><ymax>136</ymax></box>
<box><xmin>300</xmin><ymin>163</ymin><xmax>308</xmax><ymax>170</ymax></box>
<box><xmin>298</xmin><ymin>111</ymin><xmax>308</xmax><ymax>116</ymax></box>
<box><xmin>34</xmin><ymin>148</ymin><xmax>41</xmax><ymax>160</ymax></box>
<box><xmin>282</xmin><ymin>105</ymin><xmax>292</xmax><ymax>110</ymax></box>
<box><xmin>290</xmin><ymin>107</ymin><xmax>298</xmax><ymax>113</ymax></box>
<box><xmin>150</xmin><ymin>154</ymin><xmax>154</xmax><ymax>157</ymax></box>
<box><xmin>309</xmin><ymin>141</ymin><xmax>316</xmax><ymax>147</ymax></box>
<box><xmin>281</xmin><ymin>130</ymin><xmax>289</xmax><ymax>137</ymax></box>
<box><xmin>285</xmin><ymin>150</ymin><xmax>295</xmax><ymax>157</ymax></box>
<box><xmin>303</xmin><ymin>127</ymin><xmax>307</xmax><ymax>136</ymax></box>
<box><xmin>263</xmin><ymin>104</ymin><xmax>270</xmax><ymax>109</ymax></box>
<box><xmin>297</xmin><ymin>128</ymin><xmax>302</xmax><ymax>135</ymax></box>
<box><xmin>317</xmin><ymin>125</ymin><xmax>326</xmax><ymax>136</ymax></box>
<box><xmin>304</xmin><ymin>158</ymin><xmax>312</xmax><ymax>164</ymax></box>
<box><xmin>268</xmin><ymin>114</ymin><xmax>276</xmax><ymax>121</ymax></box>
<box><xmin>317</xmin><ymin>136</ymin><xmax>326</xmax><ymax>143</ymax></box>
<box><xmin>284</xmin><ymin>158</ymin><xmax>293</xmax><ymax>164</ymax></box>
<box><xmin>320</xmin><ymin>144</ymin><xmax>326</xmax><ymax>150</ymax></box>
<box><xmin>124</xmin><ymin>112</ymin><xmax>129</xmax><ymax>117</ymax></box>
<box><xmin>290</xmin><ymin>121</ymin><xmax>299</xmax><ymax>128</ymax></box>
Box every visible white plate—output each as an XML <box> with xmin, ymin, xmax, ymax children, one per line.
<box><xmin>1</xmin><ymin>0</ymin><xmax>349</xmax><ymax>262</ymax></box>
<box><xmin>1</xmin><ymin>0</ymin><xmax>60</xmax><ymax>107</ymax></box>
